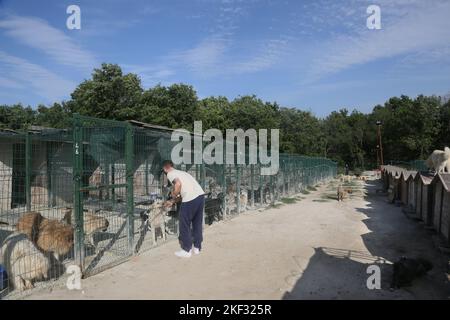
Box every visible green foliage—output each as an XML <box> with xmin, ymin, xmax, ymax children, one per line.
<box><xmin>68</xmin><ymin>63</ymin><xmax>143</xmax><ymax>120</ymax></box>
<box><xmin>0</xmin><ymin>63</ymin><xmax>448</xmax><ymax>170</ymax></box>
<box><xmin>0</xmin><ymin>104</ymin><xmax>35</xmax><ymax>130</ymax></box>
<box><xmin>35</xmin><ymin>103</ymin><xmax>71</xmax><ymax>128</ymax></box>
<box><xmin>139</xmin><ymin>83</ymin><xmax>199</xmax><ymax>130</ymax></box>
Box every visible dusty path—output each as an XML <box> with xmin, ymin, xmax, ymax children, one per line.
<box><xmin>28</xmin><ymin>178</ymin><xmax>450</xmax><ymax>300</ymax></box>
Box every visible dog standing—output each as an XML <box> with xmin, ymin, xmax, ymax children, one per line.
<box><xmin>139</xmin><ymin>199</ymin><xmax>170</xmax><ymax>244</ymax></box>
<box><xmin>426</xmin><ymin>147</ymin><xmax>450</xmax><ymax>173</ymax></box>
<box><xmin>337</xmin><ymin>185</ymin><xmax>347</xmax><ymax>202</ymax></box>
<box><xmin>61</xmin><ymin>209</ymin><xmax>109</xmax><ymax>251</ymax></box>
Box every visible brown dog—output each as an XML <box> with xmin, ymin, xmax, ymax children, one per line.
<box><xmin>337</xmin><ymin>185</ymin><xmax>348</xmax><ymax>202</ymax></box>
<box><xmin>16</xmin><ymin>212</ymin><xmax>74</xmax><ymax>261</ymax></box>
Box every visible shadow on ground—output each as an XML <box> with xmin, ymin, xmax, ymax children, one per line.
<box><xmin>283</xmin><ymin>179</ymin><xmax>450</xmax><ymax>300</ymax></box>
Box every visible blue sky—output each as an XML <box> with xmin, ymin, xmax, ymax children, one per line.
<box><xmin>0</xmin><ymin>0</ymin><xmax>450</xmax><ymax>117</ymax></box>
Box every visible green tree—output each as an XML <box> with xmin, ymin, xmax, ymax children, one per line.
<box><xmin>0</xmin><ymin>104</ymin><xmax>36</xmax><ymax>130</ymax></box>
<box><xmin>279</xmin><ymin>108</ymin><xmax>325</xmax><ymax>156</ymax></box>
<box><xmin>35</xmin><ymin>102</ymin><xmax>72</xmax><ymax>128</ymax></box>
<box><xmin>68</xmin><ymin>63</ymin><xmax>143</xmax><ymax>120</ymax></box>
<box><xmin>139</xmin><ymin>83</ymin><xmax>199</xmax><ymax>130</ymax></box>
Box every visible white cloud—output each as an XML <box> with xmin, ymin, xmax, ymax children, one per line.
<box><xmin>308</xmin><ymin>0</ymin><xmax>450</xmax><ymax>80</ymax></box>
<box><xmin>0</xmin><ymin>51</ymin><xmax>76</xmax><ymax>101</ymax></box>
<box><xmin>230</xmin><ymin>38</ymin><xmax>290</xmax><ymax>73</ymax></box>
<box><xmin>122</xmin><ymin>64</ymin><xmax>175</xmax><ymax>87</ymax></box>
<box><xmin>172</xmin><ymin>37</ymin><xmax>229</xmax><ymax>76</ymax></box>
<box><xmin>0</xmin><ymin>15</ymin><xmax>97</xmax><ymax>70</ymax></box>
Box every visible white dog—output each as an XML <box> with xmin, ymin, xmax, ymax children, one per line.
<box><xmin>1</xmin><ymin>233</ymin><xmax>50</xmax><ymax>291</ymax></box>
<box><xmin>426</xmin><ymin>147</ymin><xmax>450</xmax><ymax>173</ymax></box>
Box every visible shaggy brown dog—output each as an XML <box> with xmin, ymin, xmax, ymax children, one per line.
<box><xmin>16</xmin><ymin>211</ymin><xmax>43</xmax><ymax>242</ymax></box>
<box><xmin>16</xmin><ymin>212</ymin><xmax>74</xmax><ymax>261</ymax></box>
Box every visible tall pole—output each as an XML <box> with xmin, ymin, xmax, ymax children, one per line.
<box><xmin>376</xmin><ymin>145</ymin><xmax>380</xmax><ymax>168</ymax></box>
<box><xmin>376</xmin><ymin>121</ymin><xmax>384</xmax><ymax>167</ymax></box>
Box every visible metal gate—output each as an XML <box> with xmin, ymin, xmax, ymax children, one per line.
<box><xmin>73</xmin><ymin>115</ymin><xmax>134</xmax><ymax>277</ymax></box>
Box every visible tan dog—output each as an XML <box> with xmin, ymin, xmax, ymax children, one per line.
<box><xmin>1</xmin><ymin>233</ymin><xmax>50</xmax><ymax>291</ymax></box>
<box><xmin>239</xmin><ymin>188</ymin><xmax>248</xmax><ymax>213</ymax></box>
<box><xmin>16</xmin><ymin>212</ymin><xmax>74</xmax><ymax>261</ymax></box>
<box><xmin>337</xmin><ymin>185</ymin><xmax>348</xmax><ymax>202</ymax></box>
<box><xmin>148</xmin><ymin>200</ymin><xmax>168</xmax><ymax>243</ymax></box>
<box><xmin>62</xmin><ymin>209</ymin><xmax>109</xmax><ymax>251</ymax></box>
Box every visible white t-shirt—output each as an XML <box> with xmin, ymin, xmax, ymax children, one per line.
<box><xmin>167</xmin><ymin>169</ymin><xmax>205</xmax><ymax>202</ymax></box>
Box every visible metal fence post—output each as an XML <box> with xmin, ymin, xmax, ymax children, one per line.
<box><xmin>46</xmin><ymin>143</ymin><xmax>53</xmax><ymax>207</ymax></box>
<box><xmin>222</xmin><ymin>164</ymin><xmax>227</xmax><ymax>219</ymax></box>
<box><xmin>111</xmin><ymin>163</ymin><xmax>116</xmax><ymax>203</ymax></box>
<box><xmin>73</xmin><ymin>115</ymin><xmax>85</xmax><ymax>270</ymax></box>
<box><xmin>145</xmin><ymin>158</ymin><xmax>149</xmax><ymax>195</ymax></box>
<box><xmin>25</xmin><ymin>131</ymin><xmax>31</xmax><ymax>211</ymax></box>
<box><xmin>236</xmin><ymin>165</ymin><xmax>241</xmax><ymax>214</ymax></box>
<box><xmin>200</xmin><ymin>162</ymin><xmax>206</xmax><ymax>225</ymax></box>
<box><xmin>270</xmin><ymin>174</ymin><xmax>275</xmax><ymax>205</ymax></box>
<box><xmin>104</xmin><ymin>162</ymin><xmax>109</xmax><ymax>200</ymax></box>
<box><xmin>259</xmin><ymin>165</ymin><xmax>263</xmax><ymax>206</ymax></box>
<box><xmin>250</xmin><ymin>164</ymin><xmax>255</xmax><ymax>207</ymax></box>
<box><xmin>125</xmin><ymin>123</ymin><xmax>134</xmax><ymax>254</ymax></box>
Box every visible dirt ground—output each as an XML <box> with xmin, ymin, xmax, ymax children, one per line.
<box><xmin>27</xmin><ymin>176</ymin><xmax>450</xmax><ymax>300</ymax></box>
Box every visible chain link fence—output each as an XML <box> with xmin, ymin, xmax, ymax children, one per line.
<box><xmin>0</xmin><ymin>115</ymin><xmax>337</xmax><ymax>298</ymax></box>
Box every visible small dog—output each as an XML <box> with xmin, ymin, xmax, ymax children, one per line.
<box><xmin>140</xmin><ymin>199</ymin><xmax>169</xmax><ymax>244</ymax></box>
<box><xmin>16</xmin><ymin>212</ymin><xmax>74</xmax><ymax>261</ymax></box>
<box><xmin>390</xmin><ymin>257</ymin><xmax>433</xmax><ymax>289</ymax></box>
<box><xmin>426</xmin><ymin>147</ymin><xmax>450</xmax><ymax>173</ymax></box>
<box><xmin>204</xmin><ymin>193</ymin><xmax>223</xmax><ymax>224</ymax></box>
<box><xmin>337</xmin><ymin>185</ymin><xmax>347</xmax><ymax>202</ymax></box>
<box><xmin>1</xmin><ymin>233</ymin><xmax>50</xmax><ymax>291</ymax></box>
<box><xmin>239</xmin><ymin>188</ymin><xmax>248</xmax><ymax>212</ymax></box>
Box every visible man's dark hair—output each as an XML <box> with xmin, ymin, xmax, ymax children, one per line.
<box><xmin>162</xmin><ymin>160</ymin><xmax>174</xmax><ymax>167</ymax></box>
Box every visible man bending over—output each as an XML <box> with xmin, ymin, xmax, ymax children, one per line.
<box><xmin>162</xmin><ymin>160</ymin><xmax>205</xmax><ymax>258</ymax></box>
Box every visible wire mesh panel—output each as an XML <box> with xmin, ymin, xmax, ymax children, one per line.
<box><xmin>0</xmin><ymin>129</ymin><xmax>75</xmax><ymax>298</ymax></box>
<box><xmin>132</xmin><ymin>127</ymin><xmax>180</xmax><ymax>254</ymax></box>
<box><xmin>1</xmin><ymin>115</ymin><xmax>338</xmax><ymax>298</ymax></box>
<box><xmin>73</xmin><ymin>116</ymin><xmax>133</xmax><ymax>277</ymax></box>
<box><xmin>204</xmin><ymin>163</ymin><xmax>225</xmax><ymax>225</ymax></box>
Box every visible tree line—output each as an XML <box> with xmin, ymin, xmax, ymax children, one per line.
<box><xmin>1</xmin><ymin>63</ymin><xmax>449</xmax><ymax>169</ymax></box>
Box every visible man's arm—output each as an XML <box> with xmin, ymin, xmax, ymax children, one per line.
<box><xmin>171</xmin><ymin>178</ymin><xmax>182</xmax><ymax>199</ymax></box>
<box><xmin>164</xmin><ymin>178</ymin><xmax>182</xmax><ymax>207</ymax></box>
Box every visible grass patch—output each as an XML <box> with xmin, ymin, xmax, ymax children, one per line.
<box><xmin>280</xmin><ymin>197</ymin><xmax>297</xmax><ymax>204</ymax></box>
<box><xmin>321</xmin><ymin>193</ymin><xmax>338</xmax><ymax>200</ymax></box>
<box><xmin>301</xmin><ymin>190</ymin><xmax>310</xmax><ymax>195</ymax></box>
<box><xmin>307</xmin><ymin>186</ymin><xmax>317</xmax><ymax>191</ymax></box>
<box><xmin>266</xmin><ymin>203</ymin><xmax>284</xmax><ymax>209</ymax></box>
<box><xmin>313</xmin><ymin>199</ymin><xmax>330</xmax><ymax>203</ymax></box>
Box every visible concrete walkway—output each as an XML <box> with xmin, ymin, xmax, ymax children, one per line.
<box><xmin>28</xmin><ymin>178</ymin><xmax>450</xmax><ymax>299</ymax></box>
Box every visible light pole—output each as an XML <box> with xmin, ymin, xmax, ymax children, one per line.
<box><xmin>376</xmin><ymin>121</ymin><xmax>384</xmax><ymax>167</ymax></box>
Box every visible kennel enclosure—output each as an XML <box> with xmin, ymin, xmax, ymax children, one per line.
<box><xmin>0</xmin><ymin>115</ymin><xmax>337</xmax><ymax>298</ymax></box>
